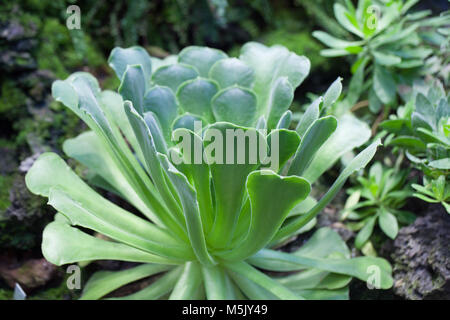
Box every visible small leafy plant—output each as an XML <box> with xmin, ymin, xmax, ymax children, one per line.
<box><xmin>313</xmin><ymin>0</ymin><xmax>450</xmax><ymax>112</ymax></box>
<box><xmin>26</xmin><ymin>43</ymin><xmax>392</xmax><ymax>299</ymax></box>
<box><xmin>381</xmin><ymin>79</ymin><xmax>449</xmax><ymax>212</ymax></box>
<box><xmin>342</xmin><ymin>162</ymin><xmax>415</xmax><ymax>254</ymax></box>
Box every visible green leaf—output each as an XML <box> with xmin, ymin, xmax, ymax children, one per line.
<box><xmin>303</xmin><ymin>114</ymin><xmax>371</xmax><ymax>183</ymax></box>
<box><xmin>172</xmin><ymin>113</ymin><xmax>206</xmax><ymax>132</ymax></box>
<box><xmin>373</xmin><ymin>51</ymin><xmax>402</xmax><ymax>66</ymax></box>
<box><xmin>202</xmin><ymin>265</ymin><xmax>236</xmax><ymax>299</ymax></box>
<box><xmin>275</xmin><ymin>139</ymin><xmax>381</xmax><ymax>241</ymax></box>
<box><xmin>369</xmin><ymin>87</ymin><xmax>383</xmax><ymax>113</ymax></box>
<box><xmin>276</xmin><ymin>110</ymin><xmax>292</xmax><ymax>129</ymax></box>
<box><xmin>250</xmin><ymin>249</ymin><xmax>393</xmax><ymax>289</ymax></box>
<box><xmin>108</xmin><ymin>46</ymin><xmax>152</xmax><ymax>85</ymax></box>
<box><xmin>379</xmin><ymin>208</ymin><xmax>399</xmax><ymax>239</ymax></box>
<box><xmin>295</xmin><ymin>97</ymin><xmax>321</xmax><ymax>138</ymax></box>
<box><xmin>288</xmin><ymin>116</ymin><xmax>338</xmax><ymax>177</ymax></box>
<box><xmin>158</xmin><ymin>153</ymin><xmax>216</xmax><ymax>266</ymax></box>
<box><xmin>169</xmin><ymin>262</ymin><xmax>203</xmax><ymax>300</ymax></box>
<box><xmin>177</xmin><ymin>78</ymin><xmax>219</xmax><ymax>122</ymax></box>
<box><xmin>355</xmin><ymin>215</ymin><xmax>377</xmax><ymax>248</ymax></box>
<box><xmin>152</xmin><ymin>64</ymin><xmax>198</xmax><ymax>92</ymax></box>
<box><xmin>334</xmin><ymin>3</ymin><xmax>364</xmax><ymax>37</ymax></box>
<box><xmin>373</xmin><ymin>65</ymin><xmax>396</xmax><ymax>104</ymax></box>
<box><xmin>179</xmin><ymin>46</ymin><xmax>227</xmax><ymax>77</ymax></box>
<box><xmin>224</xmin><ymin>261</ymin><xmax>302</xmax><ymax>300</ymax></box>
<box><xmin>172</xmin><ymin>129</ymin><xmax>214</xmax><ymax>232</ymax></box>
<box><xmin>312</xmin><ymin>31</ymin><xmax>364</xmax><ymax>48</ymax></box>
<box><xmin>124</xmin><ymin>102</ymin><xmax>186</xmax><ymax>236</ymax></box>
<box><xmin>204</xmin><ymin>123</ymin><xmax>266</xmax><ymax>248</ymax></box>
<box><xmin>428</xmin><ymin>158</ymin><xmax>450</xmax><ymax>170</ymax></box>
<box><xmin>209</xmin><ymin>58</ymin><xmax>255</xmax><ymax>88</ymax></box>
<box><xmin>240</xmin><ymin>42</ymin><xmax>310</xmax><ymax>117</ymax></box>
<box><xmin>388</xmin><ymin>136</ymin><xmax>427</xmax><ymax>151</ymax></box>
<box><xmin>63</xmin><ymin>131</ymin><xmax>153</xmax><ymax>218</ymax></box>
<box><xmin>227</xmin><ymin>271</ymin><xmax>278</xmax><ymax>300</ymax></box>
<box><xmin>322</xmin><ymin>77</ymin><xmax>342</xmax><ymax>113</ymax></box>
<box><xmin>320</xmin><ymin>49</ymin><xmax>352</xmax><ymax>57</ymax></box>
<box><xmin>42</xmin><ymin>222</ymin><xmax>174</xmax><ymax>265</ymax></box>
<box><xmin>118</xmin><ymin>65</ymin><xmax>147</xmax><ymax>115</ymax></box>
<box><xmin>212</xmin><ymin>87</ymin><xmax>257</xmax><ymax>127</ymax></box>
<box><xmin>266</xmin><ymin>77</ymin><xmax>294</xmax><ymax>129</ymax></box>
<box><xmin>47</xmin><ymin>188</ymin><xmax>191</xmax><ymax>261</ymax></box>
<box><xmin>82</xmin><ymin>264</ymin><xmax>172</xmax><ymax>300</ymax></box>
<box><xmin>267</xmin><ymin>129</ymin><xmax>301</xmax><ymax>172</ymax></box>
<box><xmin>218</xmin><ymin>170</ymin><xmax>310</xmax><ymax>261</ymax></box>
<box><xmin>109</xmin><ymin>267</ymin><xmax>182</xmax><ymax>300</ymax></box>
<box><xmin>143</xmin><ymin>85</ymin><xmax>179</xmax><ymax>144</ymax></box>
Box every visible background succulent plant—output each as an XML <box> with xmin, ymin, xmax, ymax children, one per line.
<box><xmin>25</xmin><ymin>42</ymin><xmax>392</xmax><ymax>299</ymax></box>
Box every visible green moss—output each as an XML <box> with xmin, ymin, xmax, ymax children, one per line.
<box><xmin>0</xmin><ymin>175</ymin><xmax>13</xmax><ymax>212</ymax></box>
<box><xmin>0</xmin><ymin>81</ymin><xmax>27</xmax><ymax>116</ymax></box>
<box><xmin>37</xmin><ymin>19</ymin><xmax>105</xmax><ymax>79</ymax></box>
<box><xmin>29</xmin><ymin>274</ymin><xmax>81</xmax><ymax>300</ymax></box>
<box><xmin>0</xmin><ymin>289</ymin><xmax>13</xmax><ymax>300</ymax></box>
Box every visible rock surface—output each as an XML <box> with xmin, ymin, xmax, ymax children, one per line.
<box><xmin>389</xmin><ymin>205</ymin><xmax>450</xmax><ymax>299</ymax></box>
<box><xmin>0</xmin><ymin>254</ymin><xmax>58</xmax><ymax>290</ymax></box>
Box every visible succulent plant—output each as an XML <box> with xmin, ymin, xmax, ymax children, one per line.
<box><xmin>25</xmin><ymin>42</ymin><xmax>392</xmax><ymax>299</ymax></box>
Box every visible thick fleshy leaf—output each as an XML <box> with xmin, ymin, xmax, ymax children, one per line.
<box><xmin>172</xmin><ymin>113</ymin><xmax>206</xmax><ymax>132</ymax></box>
<box><xmin>177</xmin><ymin>78</ymin><xmax>219</xmax><ymax>122</ymax></box>
<box><xmin>288</xmin><ymin>116</ymin><xmax>338</xmax><ymax>177</ymax></box>
<box><xmin>63</xmin><ymin>131</ymin><xmax>151</xmax><ymax>218</ymax></box>
<box><xmin>212</xmin><ymin>87</ymin><xmax>257</xmax><ymax>127</ymax></box>
<box><xmin>144</xmin><ymin>112</ymin><xmax>168</xmax><ymax>154</ymax></box>
<box><xmin>203</xmin><ymin>123</ymin><xmax>266</xmax><ymax>248</ymax></box>
<box><xmin>172</xmin><ymin>128</ymin><xmax>214</xmax><ymax>232</ymax></box>
<box><xmin>322</xmin><ymin>77</ymin><xmax>342</xmax><ymax>113</ymax></box>
<box><xmin>26</xmin><ymin>152</ymin><xmax>190</xmax><ymax>260</ymax></box>
<box><xmin>179</xmin><ymin>46</ymin><xmax>227</xmax><ymax>77</ymax></box>
<box><xmin>224</xmin><ymin>261</ymin><xmax>302</xmax><ymax>300</ymax></box>
<box><xmin>108</xmin><ymin>267</ymin><xmax>182</xmax><ymax>300</ymax></box>
<box><xmin>267</xmin><ymin>129</ymin><xmax>301</xmax><ymax>172</ymax></box>
<box><xmin>81</xmin><ymin>264</ymin><xmax>173</xmax><ymax>300</ymax></box>
<box><xmin>227</xmin><ymin>271</ymin><xmax>278</xmax><ymax>300</ymax></box>
<box><xmin>118</xmin><ymin>65</ymin><xmax>146</xmax><ymax>115</ymax></box>
<box><xmin>152</xmin><ymin>64</ymin><xmax>198</xmax><ymax>92</ymax></box>
<box><xmin>158</xmin><ymin>153</ymin><xmax>216</xmax><ymax>266</ymax></box>
<box><xmin>209</xmin><ymin>58</ymin><xmax>255</xmax><ymax>88</ymax></box>
<box><xmin>277</xmin><ymin>269</ymin><xmax>351</xmax><ymax>291</ymax></box>
<box><xmin>218</xmin><ymin>170</ymin><xmax>310</xmax><ymax>261</ymax></box>
<box><xmin>251</xmin><ymin>249</ymin><xmax>393</xmax><ymax>289</ymax></box>
<box><xmin>293</xmin><ymin>288</ymin><xmax>349</xmax><ymax>300</ymax></box>
<box><xmin>143</xmin><ymin>86</ymin><xmax>179</xmax><ymax>143</ymax></box>
<box><xmin>276</xmin><ymin>110</ymin><xmax>292</xmax><ymax>130</ymax></box>
<box><xmin>240</xmin><ymin>42</ymin><xmax>310</xmax><ymax>117</ymax></box>
<box><xmin>47</xmin><ymin>188</ymin><xmax>191</xmax><ymax>260</ymax></box>
<box><xmin>125</xmin><ymin>102</ymin><xmax>185</xmax><ymax>229</ymax></box>
<box><xmin>295</xmin><ymin>97</ymin><xmax>321</xmax><ymax>138</ymax></box>
<box><xmin>275</xmin><ymin>139</ymin><xmax>381</xmax><ymax>241</ymax></box>
<box><xmin>266</xmin><ymin>77</ymin><xmax>294</xmax><ymax>129</ymax></box>
<box><xmin>42</xmin><ymin>222</ymin><xmax>174</xmax><ymax>265</ymax></box>
<box><xmin>169</xmin><ymin>262</ymin><xmax>203</xmax><ymax>300</ymax></box>
<box><xmin>202</xmin><ymin>265</ymin><xmax>236</xmax><ymax>300</ymax></box>
<box><xmin>303</xmin><ymin>114</ymin><xmax>371</xmax><ymax>183</ymax></box>
<box><xmin>108</xmin><ymin>46</ymin><xmax>152</xmax><ymax>85</ymax></box>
